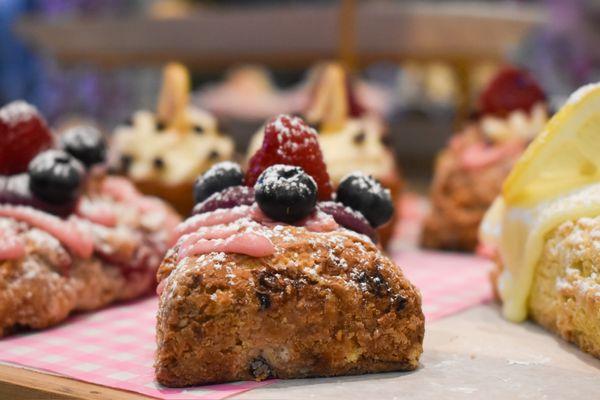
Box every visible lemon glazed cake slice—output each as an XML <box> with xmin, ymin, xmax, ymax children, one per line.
<box><xmin>155</xmin><ymin>115</ymin><xmax>424</xmax><ymax>386</ymax></box>
<box><xmin>480</xmin><ymin>83</ymin><xmax>600</xmax><ymax>357</ymax></box>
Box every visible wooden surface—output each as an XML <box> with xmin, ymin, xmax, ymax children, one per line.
<box><xmin>1</xmin><ymin>303</ymin><xmax>598</xmax><ymax>399</ymax></box>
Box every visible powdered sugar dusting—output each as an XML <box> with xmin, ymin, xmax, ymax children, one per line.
<box><xmin>0</xmin><ymin>101</ymin><xmax>42</xmax><ymax>126</ymax></box>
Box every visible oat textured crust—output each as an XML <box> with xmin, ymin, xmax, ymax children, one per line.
<box><xmin>155</xmin><ymin>227</ymin><xmax>424</xmax><ymax>386</ymax></box>
<box><xmin>421</xmin><ymin>127</ymin><xmax>517</xmax><ymax>252</ymax></box>
<box><xmin>529</xmin><ymin>216</ymin><xmax>600</xmax><ymax>358</ymax></box>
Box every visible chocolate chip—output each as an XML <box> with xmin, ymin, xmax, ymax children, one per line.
<box><xmin>393</xmin><ymin>294</ymin><xmax>408</xmax><ymax>312</ymax></box>
<box><xmin>156</xmin><ymin>120</ymin><xmax>166</xmax><ymax>131</ymax></box>
<box><xmin>193</xmin><ymin>125</ymin><xmax>204</xmax><ymax>134</ymax></box>
<box><xmin>120</xmin><ymin>154</ymin><xmax>133</xmax><ymax>172</ymax></box>
<box><xmin>354</xmin><ymin>269</ymin><xmax>389</xmax><ymax>297</ymax></box>
<box><xmin>353</xmin><ymin>132</ymin><xmax>366</xmax><ymax>145</ymax></box>
<box><xmin>380</xmin><ymin>135</ymin><xmax>392</xmax><ymax>148</ymax></box>
<box><xmin>208</xmin><ymin>150</ymin><xmax>220</xmax><ymax>161</ymax></box>
<box><xmin>153</xmin><ymin>157</ymin><xmax>165</xmax><ymax>170</ymax></box>
<box><xmin>257</xmin><ymin>270</ymin><xmax>284</xmax><ymax>293</ymax></box>
<box><xmin>123</xmin><ymin>116</ymin><xmax>134</xmax><ymax>126</ymax></box>
<box><xmin>256</xmin><ymin>292</ymin><xmax>271</xmax><ymax>310</ymax></box>
<box><xmin>249</xmin><ymin>357</ymin><xmax>272</xmax><ymax>380</ymax></box>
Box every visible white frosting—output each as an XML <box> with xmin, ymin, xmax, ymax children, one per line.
<box><xmin>113</xmin><ymin>107</ymin><xmax>234</xmax><ymax>185</ymax></box>
<box><xmin>480</xmin><ymin>103</ymin><xmax>548</xmax><ymax>143</ymax></box>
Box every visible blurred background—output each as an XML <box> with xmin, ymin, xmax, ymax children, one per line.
<box><xmin>1</xmin><ymin>0</ymin><xmax>599</xmax><ymax>181</ymax></box>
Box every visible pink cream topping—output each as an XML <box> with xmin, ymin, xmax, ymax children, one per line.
<box><xmin>76</xmin><ymin>199</ymin><xmax>118</xmax><ymax>227</ymax></box>
<box><xmin>0</xmin><ymin>228</ymin><xmax>25</xmax><ymax>260</ymax></box>
<box><xmin>0</xmin><ymin>205</ymin><xmax>93</xmax><ymax>258</ymax></box>
<box><xmin>172</xmin><ymin>204</ymin><xmax>340</xmax><ymax>260</ymax></box>
<box><xmin>459</xmin><ymin>140</ymin><xmax>524</xmax><ymax>170</ymax></box>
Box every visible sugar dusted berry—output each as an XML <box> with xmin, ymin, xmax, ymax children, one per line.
<box><xmin>336</xmin><ymin>172</ymin><xmax>393</xmax><ymax>228</ymax></box>
<box><xmin>28</xmin><ymin>150</ymin><xmax>85</xmax><ymax>204</ymax></box>
<box><xmin>193</xmin><ymin>161</ymin><xmax>244</xmax><ymax>204</ymax></box>
<box><xmin>0</xmin><ymin>101</ymin><xmax>53</xmax><ymax>175</ymax></box>
<box><xmin>192</xmin><ymin>185</ymin><xmax>255</xmax><ymax>215</ymax></box>
<box><xmin>246</xmin><ymin>114</ymin><xmax>333</xmax><ymax>200</ymax></box>
<box><xmin>479</xmin><ymin>67</ymin><xmax>545</xmax><ymax>117</ymax></box>
<box><xmin>255</xmin><ymin>164</ymin><xmax>317</xmax><ymax>223</ymax></box>
<box><xmin>0</xmin><ymin>173</ymin><xmax>77</xmax><ymax>216</ymax></box>
<box><xmin>318</xmin><ymin>201</ymin><xmax>377</xmax><ymax>242</ymax></box>
<box><xmin>60</xmin><ymin>125</ymin><xmax>107</xmax><ymax>168</ymax></box>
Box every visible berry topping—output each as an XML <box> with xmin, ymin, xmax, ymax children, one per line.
<box><xmin>317</xmin><ymin>201</ymin><xmax>377</xmax><ymax>242</ymax></box>
<box><xmin>193</xmin><ymin>185</ymin><xmax>255</xmax><ymax>215</ymax></box>
<box><xmin>246</xmin><ymin>114</ymin><xmax>333</xmax><ymax>200</ymax></box>
<box><xmin>193</xmin><ymin>161</ymin><xmax>244</xmax><ymax>204</ymax></box>
<box><xmin>254</xmin><ymin>164</ymin><xmax>317</xmax><ymax>223</ymax></box>
<box><xmin>0</xmin><ymin>173</ymin><xmax>77</xmax><ymax>217</ymax></box>
<box><xmin>0</xmin><ymin>101</ymin><xmax>53</xmax><ymax>175</ymax></box>
<box><xmin>59</xmin><ymin>125</ymin><xmax>107</xmax><ymax>168</ymax></box>
<box><xmin>336</xmin><ymin>172</ymin><xmax>393</xmax><ymax>228</ymax></box>
<box><xmin>28</xmin><ymin>150</ymin><xmax>85</xmax><ymax>205</ymax></box>
<box><xmin>479</xmin><ymin>67</ymin><xmax>546</xmax><ymax>118</ymax></box>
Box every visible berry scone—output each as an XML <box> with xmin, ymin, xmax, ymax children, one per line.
<box><xmin>480</xmin><ymin>83</ymin><xmax>600</xmax><ymax>357</ymax></box>
<box><xmin>247</xmin><ymin>63</ymin><xmax>402</xmax><ymax>247</ymax></box>
<box><xmin>0</xmin><ymin>101</ymin><xmax>179</xmax><ymax>337</ymax></box>
<box><xmin>155</xmin><ymin>115</ymin><xmax>424</xmax><ymax>386</ymax></box>
<box><xmin>421</xmin><ymin>67</ymin><xmax>549</xmax><ymax>251</ymax></box>
<box><xmin>112</xmin><ymin>63</ymin><xmax>235</xmax><ymax>215</ymax></box>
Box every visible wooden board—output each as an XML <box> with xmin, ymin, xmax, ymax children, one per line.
<box><xmin>2</xmin><ymin>303</ymin><xmax>598</xmax><ymax>399</ymax></box>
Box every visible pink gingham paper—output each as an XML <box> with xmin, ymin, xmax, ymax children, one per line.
<box><xmin>0</xmin><ymin>194</ymin><xmax>494</xmax><ymax>399</ymax></box>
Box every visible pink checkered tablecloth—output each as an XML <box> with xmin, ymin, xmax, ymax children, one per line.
<box><xmin>0</xmin><ymin>194</ymin><xmax>494</xmax><ymax>399</ymax></box>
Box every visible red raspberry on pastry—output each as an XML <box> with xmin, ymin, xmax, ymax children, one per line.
<box><xmin>0</xmin><ymin>101</ymin><xmax>53</xmax><ymax>175</ymax></box>
<box><xmin>479</xmin><ymin>67</ymin><xmax>546</xmax><ymax>118</ymax></box>
<box><xmin>246</xmin><ymin>114</ymin><xmax>333</xmax><ymax>200</ymax></box>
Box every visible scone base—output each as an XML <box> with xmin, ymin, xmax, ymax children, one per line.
<box><xmin>155</xmin><ymin>229</ymin><xmax>424</xmax><ymax>387</ymax></box>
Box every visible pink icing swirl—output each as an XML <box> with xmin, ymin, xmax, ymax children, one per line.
<box><xmin>172</xmin><ymin>204</ymin><xmax>340</xmax><ymax>261</ymax></box>
<box><xmin>0</xmin><ymin>205</ymin><xmax>93</xmax><ymax>258</ymax></box>
<box><xmin>459</xmin><ymin>140</ymin><xmax>524</xmax><ymax>170</ymax></box>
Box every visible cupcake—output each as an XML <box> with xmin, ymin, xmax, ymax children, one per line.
<box><xmin>421</xmin><ymin>67</ymin><xmax>549</xmax><ymax>252</ymax></box>
<box><xmin>480</xmin><ymin>82</ymin><xmax>600</xmax><ymax>357</ymax></box>
<box><xmin>248</xmin><ymin>63</ymin><xmax>402</xmax><ymax>247</ymax></box>
<box><xmin>112</xmin><ymin>63</ymin><xmax>235</xmax><ymax>215</ymax></box>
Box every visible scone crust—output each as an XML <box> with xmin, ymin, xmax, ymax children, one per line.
<box><xmin>421</xmin><ymin>128</ymin><xmax>516</xmax><ymax>252</ymax></box>
<box><xmin>155</xmin><ymin>227</ymin><xmax>424</xmax><ymax>386</ymax></box>
<box><xmin>529</xmin><ymin>216</ymin><xmax>600</xmax><ymax>358</ymax></box>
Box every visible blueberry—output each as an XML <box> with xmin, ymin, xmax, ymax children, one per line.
<box><xmin>28</xmin><ymin>150</ymin><xmax>85</xmax><ymax>204</ymax></box>
<box><xmin>193</xmin><ymin>161</ymin><xmax>244</xmax><ymax>204</ymax></box>
<box><xmin>254</xmin><ymin>164</ymin><xmax>317</xmax><ymax>223</ymax></box>
<box><xmin>336</xmin><ymin>172</ymin><xmax>393</xmax><ymax>227</ymax></box>
<box><xmin>59</xmin><ymin>125</ymin><xmax>107</xmax><ymax>168</ymax></box>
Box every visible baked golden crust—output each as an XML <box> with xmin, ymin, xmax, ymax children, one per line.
<box><xmin>155</xmin><ymin>226</ymin><xmax>424</xmax><ymax>386</ymax></box>
<box><xmin>421</xmin><ymin>127</ymin><xmax>517</xmax><ymax>252</ymax></box>
<box><xmin>529</xmin><ymin>217</ymin><xmax>600</xmax><ymax>358</ymax></box>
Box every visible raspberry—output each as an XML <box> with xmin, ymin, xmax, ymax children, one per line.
<box><xmin>479</xmin><ymin>67</ymin><xmax>546</xmax><ymax>118</ymax></box>
<box><xmin>246</xmin><ymin>114</ymin><xmax>333</xmax><ymax>200</ymax></box>
<box><xmin>0</xmin><ymin>101</ymin><xmax>53</xmax><ymax>175</ymax></box>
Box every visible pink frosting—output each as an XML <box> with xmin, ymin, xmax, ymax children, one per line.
<box><xmin>0</xmin><ymin>228</ymin><xmax>25</xmax><ymax>260</ymax></box>
<box><xmin>178</xmin><ymin>231</ymin><xmax>275</xmax><ymax>260</ymax></box>
<box><xmin>0</xmin><ymin>205</ymin><xmax>93</xmax><ymax>258</ymax></box>
<box><xmin>76</xmin><ymin>199</ymin><xmax>118</xmax><ymax>227</ymax></box>
<box><xmin>172</xmin><ymin>205</ymin><xmax>252</xmax><ymax>244</ymax></box>
<box><xmin>460</xmin><ymin>140</ymin><xmax>524</xmax><ymax>170</ymax></box>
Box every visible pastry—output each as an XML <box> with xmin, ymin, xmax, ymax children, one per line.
<box><xmin>480</xmin><ymin>82</ymin><xmax>600</xmax><ymax>357</ymax></box>
<box><xmin>421</xmin><ymin>67</ymin><xmax>549</xmax><ymax>251</ymax></box>
<box><xmin>155</xmin><ymin>115</ymin><xmax>424</xmax><ymax>386</ymax></box>
<box><xmin>247</xmin><ymin>63</ymin><xmax>402</xmax><ymax>247</ymax></box>
<box><xmin>0</xmin><ymin>101</ymin><xmax>179</xmax><ymax>337</ymax></box>
<box><xmin>112</xmin><ymin>63</ymin><xmax>235</xmax><ymax>215</ymax></box>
